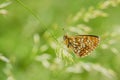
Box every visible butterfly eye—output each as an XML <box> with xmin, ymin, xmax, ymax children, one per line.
<box><xmin>63</xmin><ymin>35</ymin><xmax>67</xmax><ymax>40</ymax></box>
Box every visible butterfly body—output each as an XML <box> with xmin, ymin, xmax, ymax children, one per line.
<box><xmin>63</xmin><ymin>35</ymin><xmax>100</xmax><ymax>57</ymax></box>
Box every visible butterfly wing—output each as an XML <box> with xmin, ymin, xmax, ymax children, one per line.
<box><xmin>68</xmin><ymin>35</ymin><xmax>100</xmax><ymax>57</ymax></box>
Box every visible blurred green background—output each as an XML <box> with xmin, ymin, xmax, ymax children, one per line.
<box><xmin>0</xmin><ymin>0</ymin><xmax>120</xmax><ymax>80</ymax></box>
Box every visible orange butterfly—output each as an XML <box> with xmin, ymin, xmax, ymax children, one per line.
<box><xmin>63</xmin><ymin>35</ymin><xmax>100</xmax><ymax>57</ymax></box>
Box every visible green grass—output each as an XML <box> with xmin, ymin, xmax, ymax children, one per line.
<box><xmin>0</xmin><ymin>0</ymin><xmax>120</xmax><ymax>80</ymax></box>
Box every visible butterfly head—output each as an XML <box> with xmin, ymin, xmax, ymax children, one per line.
<box><xmin>63</xmin><ymin>35</ymin><xmax>69</xmax><ymax>47</ymax></box>
<box><xmin>63</xmin><ymin>35</ymin><xmax>68</xmax><ymax>41</ymax></box>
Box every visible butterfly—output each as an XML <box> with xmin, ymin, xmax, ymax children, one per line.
<box><xmin>63</xmin><ymin>35</ymin><xmax>100</xmax><ymax>57</ymax></box>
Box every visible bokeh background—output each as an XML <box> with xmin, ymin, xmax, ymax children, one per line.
<box><xmin>0</xmin><ymin>0</ymin><xmax>120</xmax><ymax>80</ymax></box>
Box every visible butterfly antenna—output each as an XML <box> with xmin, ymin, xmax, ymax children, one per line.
<box><xmin>62</xmin><ymin>27</ymin><xmax>68</xmax><ymax>36</ymax></box>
